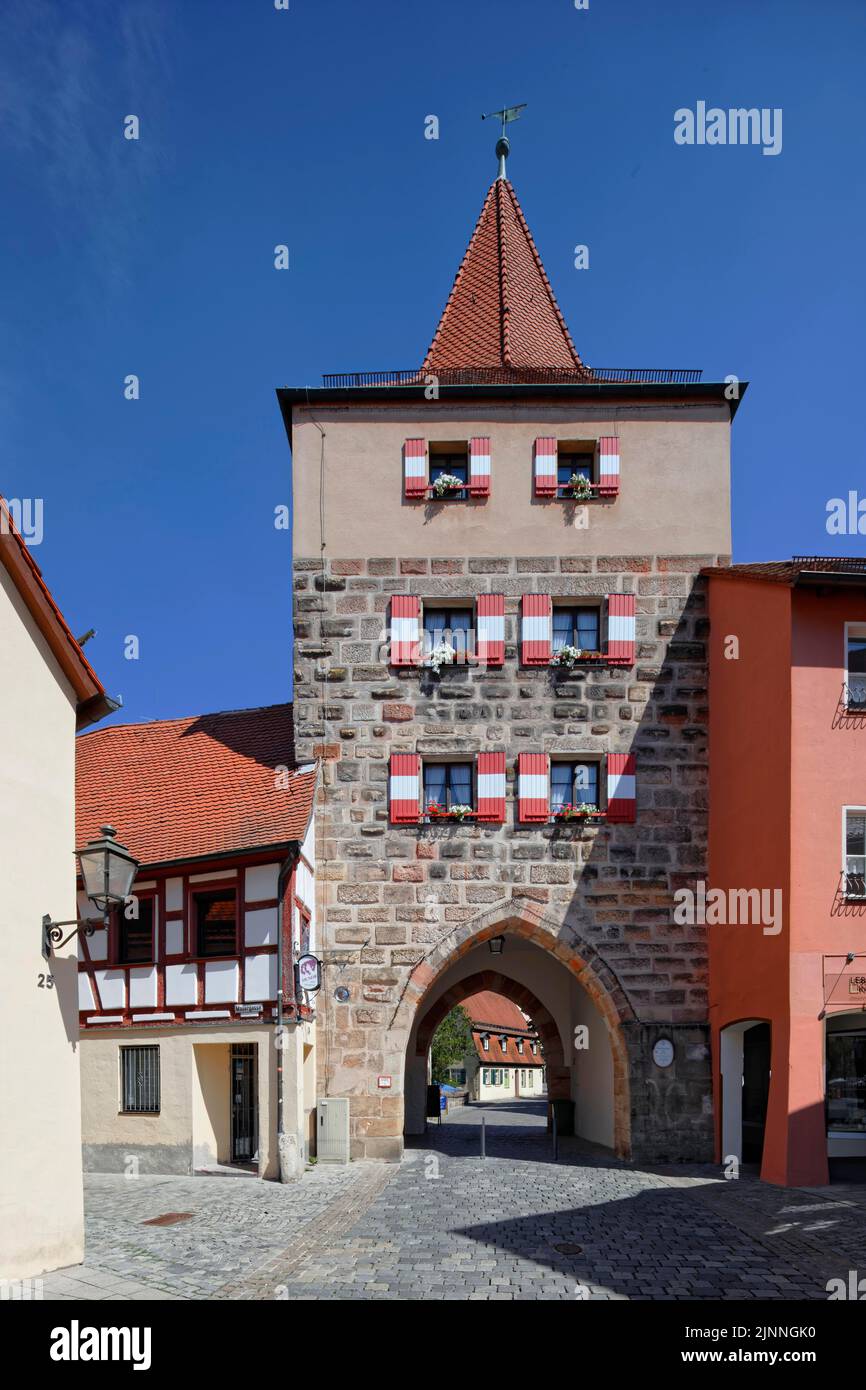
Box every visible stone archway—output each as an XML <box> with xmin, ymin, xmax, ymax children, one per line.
<box><xmin>391</xmin><ymin>899</ymin><xmax>633</xmax><ymax>1158</ymax></box>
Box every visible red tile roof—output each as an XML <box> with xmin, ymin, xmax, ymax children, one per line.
<box><xmin>76</xmin><ymin>703</ymin><xmax>315</xmax><ymax>867</ymax></box>
<box><xmin>423</xmin><ymin>179</ymin><xmax>587</xmax><ymax>378</ymax></box>
<box><xmin>702</xmin><ymin>557</ymin><xmax>866</xmax><ymax>585</ymax></box>
<box><xmin>462</xmin><ymin>990</ymin><xmax>544</xmax><ymax>1066</ymax></box>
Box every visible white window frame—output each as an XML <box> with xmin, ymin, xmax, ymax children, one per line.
<box><xmin>843</xmin><ymin>806</ymin><xmax>866</xmax><ymax>899</ymax></box>
<box><xmin>844</xmin><ymin>623</ymin><xmax>866</xmax><ymax>711</ymax></box>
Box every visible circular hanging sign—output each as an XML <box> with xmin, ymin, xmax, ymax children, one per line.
<box><xmin>334</xmin><ymin>985</ymin><xmax>350</xmax><ymax>1003</ymax></box>
<box><xmin>652</xmin><ymin>1038</ymin><xmax>674</xmax><ymax>1068</ymax></box>
<box><xmin>297</xmin><ymin>954</ymin><xmax>322</xmax><ymax>993</ymax></box>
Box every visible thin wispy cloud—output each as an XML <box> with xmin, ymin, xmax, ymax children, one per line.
<box><xmin>0</xmin><ymin>0</ymin><xmax>174</xmax><ymax>292</ymax></box>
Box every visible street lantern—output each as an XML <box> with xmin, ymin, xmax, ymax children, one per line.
<box><xmin>76</xmin><ymin>825</ymin><xmax>138</xmax><ymax>913</ymax></box>
<box><xmin>42</xmin><ymin>824</ymin><xmax>139</xmax><ymax>959</ymax></box>
<box><xmin>488</xmin><ymin>935</ymin><xmax>505</xmax><ymax>956</ymax></box>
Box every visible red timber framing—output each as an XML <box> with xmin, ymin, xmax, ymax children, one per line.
<box><xmin>77</xmin><ymin>845</ymin><xmax>311</xmax><ymax>1030</ymax></box>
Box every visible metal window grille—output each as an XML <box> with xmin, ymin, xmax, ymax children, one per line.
<box><xmin>120</xmin><ymin>1045</ymin><xmax>160</xmax><ymax>1113</ymax></box>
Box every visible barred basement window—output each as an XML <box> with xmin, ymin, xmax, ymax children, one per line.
<box><xmin>120</xmin><ymin>1045</ymin><xmax>160</xmax><ymax>1114</ymax></box>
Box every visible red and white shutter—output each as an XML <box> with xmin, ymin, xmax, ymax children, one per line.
<box><xmin>533</xmin><ymin>437</ymin><xmax>558</xmax><ymax>497</ymax></box>
<box><xmin>469</xmin><ymin>436</ymin><xmax>491</xmax><ymax>497</ymax></box>
<box><xmin>403</xmin><ymin>438</ymin><xmax>427</xmax><ymax>498</ymax></box>
<box><xmin>390</xmin><ymin>595</ymin><xmax>421</xmax><ymax>665</ymax></box>
<box><xmin>390</xmin><ymin>752</ymin><xmax>420</xmax><ymax>823</ymax></box>
<box><xmin>607</xmin><ymin>593</ymin><xmax>636</xmax><ymax>665</ymax></box>
<box><xmin>518</xmin><ymin>753</ymin><xmax>549</xmax><ymax>823</ymax></box>
<box><xmin>521</xmin><ymin>594</ymin><xmax>552</xmax><ymax>665</ymax></box>
<box><xmin>606</xmin><ymin>752</ymin><xmax>636</xmax><ymax>823</ymax></box>
<box><xmin>476</xmin><ymin>593</ymin><xmax>505</xmax><ymax>665</ymax></box>
<box><xmin>598</xmin><ymin>436</ymin><xmax>620</xmax><ymax>496</ymax></box>
<box><xmin>477</xmin><ymin>751</ymin><xmax>506</xmax><ymax>823</ymax></box>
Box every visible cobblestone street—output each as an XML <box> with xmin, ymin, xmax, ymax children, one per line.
<box><xmin>36</xmin><ymin>1101</ymin><xmax>866</xmax><ymax>1302</ymax></box>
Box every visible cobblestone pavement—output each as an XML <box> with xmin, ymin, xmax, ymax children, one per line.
<box><xmin>38</xmin><ymin>1162</ymin><xmax>378</xmax><ymax>1300</ymax></box>
<box><xmin>34</xmin><ymin>1101</ymin><xmax>866</xmax><ymax>1301</ymax></box>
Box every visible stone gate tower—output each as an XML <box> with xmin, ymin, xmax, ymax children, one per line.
<box><xmin>278</xmin><ymin>159</ymin><xmax>741</xmax><ymax>1162</ymax></box>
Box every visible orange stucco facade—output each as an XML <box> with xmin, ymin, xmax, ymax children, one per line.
<box><xmin>708</xmin><ymin>572</ymin><xmax>866</xmax><ymax>1186</ymax></box>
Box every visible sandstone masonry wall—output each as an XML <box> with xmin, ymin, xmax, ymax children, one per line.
<box><xmin>294</xmin><ymin>550</ymin><xmax>729</xmax><ymax>1161</ymax></box>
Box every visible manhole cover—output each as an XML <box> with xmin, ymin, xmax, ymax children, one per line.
<box><xmin>552</xmin><ymin>1242</ymin><xmax>583</xmax><ymax>1256</ymax></box>
<box><xmin>142</xmin><ymin>1212</ymin><xmax>194</xmax><ymax>1227</ymax></box>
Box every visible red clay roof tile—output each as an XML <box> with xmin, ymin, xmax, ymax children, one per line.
<box><xmin>76</xmin><ymin>703</ymin><xmax>314</xmax><ymax>867</ymax></box>
<box><xmin>423</xmin><ymin>179</ymin><xmax>586</xmax><ymax>377</ymax></box>
<box><xmin>461</xmin><ymin>990</ymin><xmax>544</xmax><ymax>1066</ymax></box>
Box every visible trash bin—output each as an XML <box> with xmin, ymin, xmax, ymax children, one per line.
<box><xmin>550</xmin><ymin>1098</ymin><xmax>575</xmax><ymax>1136</ymax></box>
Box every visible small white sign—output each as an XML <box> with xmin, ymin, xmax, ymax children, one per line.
<box><xmin>653</xmin><ymin>1038</ymin><xmax>674</xmax><ymax>1068</ymax></box>
<box><xmin>378</xmin><ymin>1075</ymin><xmax>392</xmax><ymax>1089</ymax></box>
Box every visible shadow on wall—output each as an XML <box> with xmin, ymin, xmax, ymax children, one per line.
<box><xmin>400</xmin><ymin>570</ymin><xmax>714</xmax><ymax>1164</ymax></box>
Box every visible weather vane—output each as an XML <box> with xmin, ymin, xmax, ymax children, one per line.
<box><xmin>481</xmin><ymin>103</ymin><xmax>527</xmax><ymax>179</ymax></box>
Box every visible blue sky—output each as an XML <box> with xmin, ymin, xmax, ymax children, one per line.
<box><xmin>1</xmin><ymin>0</ymin><xmax>864</xmax><ymax>724</ymax></box>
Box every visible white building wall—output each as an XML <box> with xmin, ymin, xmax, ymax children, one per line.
<box><xmin>0</xmin><ymin>564</ymin><xmax>84</xmax><ymax>1277</ymax></box>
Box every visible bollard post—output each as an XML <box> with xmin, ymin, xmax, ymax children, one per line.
<box><xmin>481</xmin><ymin>1114</ymin><xmax>486</xmax><ymax>1160</ymax></box>
<box><xmin>553</xmin><ymin>1108</ymin><xmax>558</xmax><ymax>1162</ymax></box>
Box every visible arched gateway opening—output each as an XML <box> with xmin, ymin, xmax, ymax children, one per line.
<box><xmin>391</xmin><ymin>905</ymin><xmax>632</xmax><ymax>1158</ymax></box>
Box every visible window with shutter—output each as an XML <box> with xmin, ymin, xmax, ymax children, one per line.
<box><xmin>403</xmin><ymin>438</ymin><xmax>427</xmax><ymax>498</ymax></box>
<box><xmin>607</xmin><ymin>594</ymin><xmax>636</xmax><ymax>665</ymax></box>
<box><xmin>476</xmin><ymin>593</ymin><xmax>505</xmax><ymax>666</ymax></box>
<box><xmin>389</xmin><ymin>752</ymin><xmax>420</xmax><ymax>823</ymax></box>
<box><xmin>469</xmin><ymin>436</ymin><xmax>491</xmax><ymax>497</ymax></box>
<box><xmin>607</xmin><ymin>752</ymin><xmax>636</xmax><ymax>823</ymax></box>
<box><xmin>598</xmin><ymin>436</ymin><xmax>620</xmax><ymax>496</ymax></box>
<box><xmin>518</xmin><ymin>752</ymin><xmax>549</xmax><ymax>822</ymax></box>
<box><xmin>476</xmin><ymin>751</ymin><xmax>506</xmax><ymax>823</ymax></box>
<box><xmin>390</xmin><ymin>595</ymin><xmax>421</xmax><ymax>665</ymax></box>
<box><xmin>533</xmin><ymin>437</ymin><xmax>558</xmax><ymax>497</ymax></box>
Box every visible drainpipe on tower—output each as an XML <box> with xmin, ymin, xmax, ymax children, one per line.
<box><xmin>276</xmin><ymin>846</ymin><xmax>299</xmax><ymax>1183</ymax></box>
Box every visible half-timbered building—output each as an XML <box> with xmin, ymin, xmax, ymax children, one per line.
<box><xmin>75</xmin><ymin>703</ymin><xmax>318</xmax><ymax>1181</ymax></box>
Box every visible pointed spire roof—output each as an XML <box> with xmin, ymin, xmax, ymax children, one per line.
<box><xmin>423</xmin><ymin>178</ymin><xmax>587</xmax><ymax>378</ymax></box>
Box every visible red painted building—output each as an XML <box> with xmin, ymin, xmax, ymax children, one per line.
<box><xmin>705</xmin><ymin>558</ymin><xmax>866</xmax><ymax>1186</ymax></box>
<box><xmin>74</xmin><ymin>703</ymin><xmax>318</xmax><ymax>1181</ymax></box>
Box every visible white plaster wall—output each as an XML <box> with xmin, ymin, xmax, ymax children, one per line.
<box><xmin>80</xmin><ymin>1023</ymin><xmax>279</xmax><ymax>1178</ymax></box>
<box><xmin>293</xmin><ymin>406</ymin><xmax>732</xmax><ymax>560</ymax></box>
<box><xmin>0</xmin><ymin>564</ymin><xmax>84</xmax><ymax>1277</ymax></box>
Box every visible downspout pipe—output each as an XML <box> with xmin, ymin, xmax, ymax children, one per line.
<box><xmin>276</xmin><ymin>846</ymin><xmax>299</xmax><ymax>1157</ymax></box>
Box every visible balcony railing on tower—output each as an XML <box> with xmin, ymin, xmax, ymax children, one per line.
<box><xmin>320</xmin><ymin>366</ymin><xmax>704</xmax><ymax>389</ymax></box>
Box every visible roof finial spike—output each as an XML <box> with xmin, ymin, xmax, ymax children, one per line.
<box><xmin>481</xmin><ymin>102</ymin><xmax>527</xmax><ymax>180</ymax></box>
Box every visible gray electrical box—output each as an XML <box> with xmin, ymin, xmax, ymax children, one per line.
<box><xmin>317</xmin><ymin>1098</ymin><xmax>350</xmax><ymax>1163</ymax></box>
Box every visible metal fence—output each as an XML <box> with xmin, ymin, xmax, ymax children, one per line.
<box><xmin>320</xmin><ymin>366</ymin><xmax>704</xmax><ymax>389</ymax></box>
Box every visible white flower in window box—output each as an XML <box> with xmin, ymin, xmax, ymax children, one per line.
<box><xmin>553</xmin><ymin>802</ymin><xmax>601</xmax><ymax>822</ymax></box>
<box><xmin>426</xmin><ymin>802</ymin><xmax>475</xmax><ymax>822</ymax></box>
<box><xmin>565</xmin><ymin>472</ymin><xmax>594</xmax><ymax>500</ymax></box>
<box><xmin>431</xmin><ymin>473</ymin><xmax>465</xmax><ymax>498</ymax></box>
<box><xmin>550</xmin><ymin>644</ymin><xmax>582</xmax><ymax>669</ymax></box>
<box><xmin>428</xmin><ymin>641</ymin><xmax>457</xmax><ymax>673</ymax></box>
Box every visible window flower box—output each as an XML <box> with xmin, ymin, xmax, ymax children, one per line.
<box><xmin>426</xmin><ymin>641</ymin><xmax>457</xmax><ymax>674</ymax></box>
<box><xmin>426</xmin><ymin>801</ymin><xmax>476</xmax><ymax>822</ymax></box>
<box><xmin>563</xmin><ymin>472</ymin><xmax>595</xmax><ymax>501</ymax></box>
<box><xmin>552</xmin><ymin>803</ymin><xmax>604</xmax><ymax>822</ymax></box>
<box><xmin>550</xmin><ymin>646</ymin><xmax>605</xmax><ymax>669</ymax></box>
<box><xmin>430</xmin><ymin>473</ymin><xmax>465</xmax><ymax>499</ymax></box>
